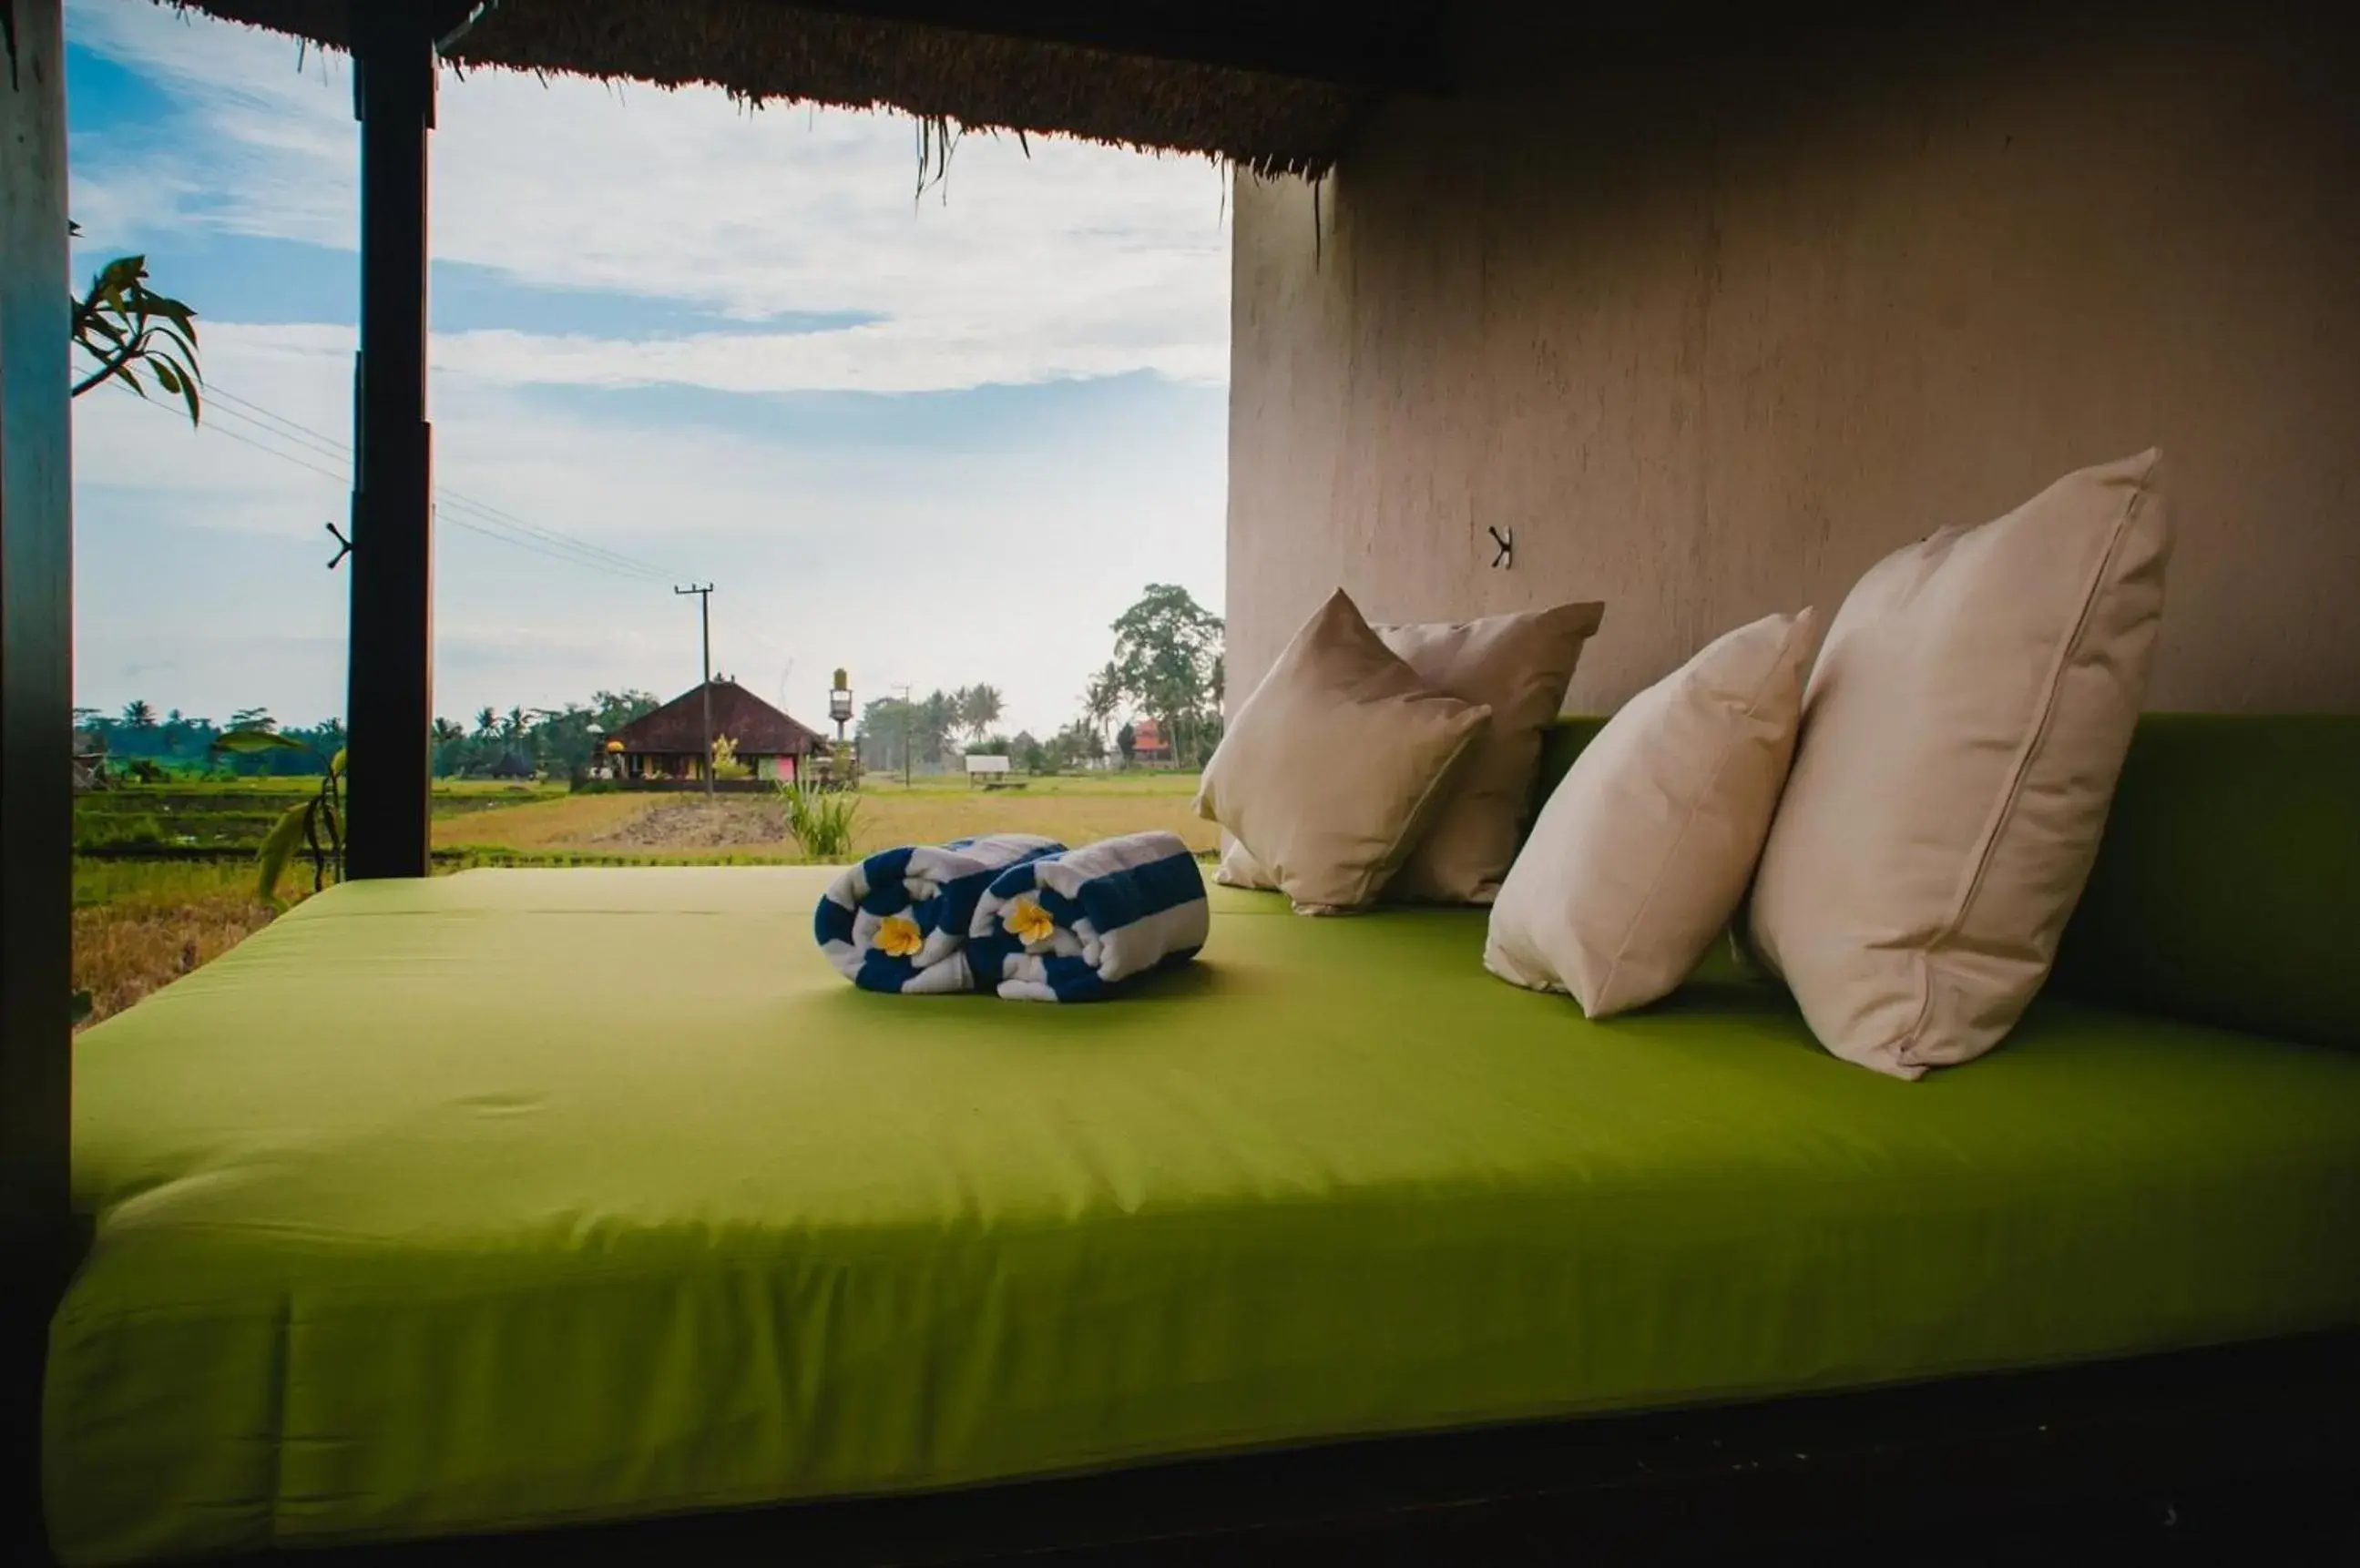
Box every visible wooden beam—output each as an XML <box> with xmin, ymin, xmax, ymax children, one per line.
<box><xmin>343</xmin><ymin>1</ymin><xmax>438</xmax><ymax>879</ymax></box>
<box><xmin>1</xmin><ymin>1</ymin><xmax>77</xmax><ymax>1554</ymax></box>
<box><xmin>790</xmin><ymin>1</ymin><xmax>1447</xmax><ymax>91</ymax></box>
<box><xmin>213</xmin><ymin>1329</ymin><xmax>2360</xmax><ymax>1565</ymax></box>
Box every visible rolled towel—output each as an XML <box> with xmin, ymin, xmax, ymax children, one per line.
<box><xmin>815</xmin><ymin>834</ymin><xmax>1065</xmax><ymax>993</ymax></box>
<box><xmin>972</xmin><ymin>830</ymin><xmax>1210</xmax><ymax>1002</ymax></box>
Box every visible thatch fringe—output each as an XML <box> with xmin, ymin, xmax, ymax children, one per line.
<box><xmin>162</xmin><ymin>1</ymin><xmax>1372</xmax><ymax>175</ymax></box>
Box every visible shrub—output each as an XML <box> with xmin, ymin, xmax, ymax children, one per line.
<box><xmin>78</xmin><ymin>812</ymin><xmax>169</xmax><ymax>850</ymax></box>
<box><xmin>781</xmin><ymin>779</ymin><xmax>861</xmax><ymax>860</ymax></box>
<box><xmin>710</xmin><ymin>733</ymin><xmax>751</xmax><ymax>781</ymax></box>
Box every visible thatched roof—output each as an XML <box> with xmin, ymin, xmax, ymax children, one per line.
<box><xmin>161</xmin><ymin>2</ymin><xmax>1446</xmax><ymax>174</ymax></box>
<box><xmin>613</xmin><ymin>679</ymin><xmax>825</xmax><ymax>757</ymax></box>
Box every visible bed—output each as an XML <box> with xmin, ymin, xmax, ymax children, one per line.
<box><xmin>52</xmin><ymin>823</ymin><xmax>2360</xmax><ymax>1563</ymax></box>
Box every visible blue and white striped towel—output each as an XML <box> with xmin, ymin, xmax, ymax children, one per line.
<box><xmin>814</xmin><ymin>834</ymin><xmax>1065</xmax><ymax>993</ymax></box>
<box><xmin>970</xmin><ymin>830</ymin><xmax>1210</xmax><ymax>1002</ymax></box>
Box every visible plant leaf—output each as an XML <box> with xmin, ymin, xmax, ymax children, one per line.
<box><xmin>153</xmin><ymin>321</ymin><xmax>200</xmax><ymax>362</ymax></box>
<box><xmin>169</xmin><ymin>360</ymin><xmax>202</xmax><ymax>424</ymax></box>
<box><xmin>151</xmin><ymin>296</ymin><xmax>199</xmax><ymax>337</ymax></box>
<box><xmin>212</xmin><ymin>728</ymin><xmax>309</xmax><ymax>755</ymax></box>
<box><xmin>256</xmin><ymin>802</ymin><xmax>312</xmax><ymax>904</ymax></box>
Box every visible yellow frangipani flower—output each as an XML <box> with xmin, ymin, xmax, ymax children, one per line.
<box><xmin>1004</xmin><ymin>896</ymin><xmax>1057</xmax><ymax>947</ymax></box>
<box><xmin>874</xmin><ymin>913</ymin><xmax>923</xmax><ymax>958</ymax></box>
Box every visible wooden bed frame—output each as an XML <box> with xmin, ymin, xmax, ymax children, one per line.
<box><xmin>240</xmin><ymin>1330</ymin><xmax>2360</xmax><ymax>1565</ymax></box>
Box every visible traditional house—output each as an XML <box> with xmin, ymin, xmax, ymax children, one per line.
<box><xmin>608</xmin><ymin>678</ymin><xmax>825</xmax><ymax>784</ymax></box>
<box><xmin>1127</xmin><ymin>717</ymin><xmax>1175</xmax><ymax>764</ymax></box>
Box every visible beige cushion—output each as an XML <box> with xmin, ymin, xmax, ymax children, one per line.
<box><xmin>1748</xmin><ymin>450</ymin><xmax>2171</xmax><ymax>1079</ymax></box>
<box><xmin>1214</xmin><ymin>831</ymin><xmax>1272</xmax><ymax>891</ymax></box>
<box><xmin>1486</xmin><ymin>609</ymin><xmax>1819</xmax><ymax>1016</ymax></box>
<box><xmin>1375</xmin><ymin>603</ymin><xmax>1607</xmax><ymax>903</ymax></box>
<box><xmin>1195</xmin><ymin>590</ymin><xmax>1493</xmax><ymax>912</ymax></box>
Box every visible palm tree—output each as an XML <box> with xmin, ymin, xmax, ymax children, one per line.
<box><xmin>959</xmin><ymin>683</ymin><xmax>1005</xmax><ymax>743</ymax></box>
<box><xmin>504</xmin><ymin>706</ymin><xmax>527</xmax><ymax>740</ymax></box>
<box><xmin>120</xmin><ymin>698</ymin><xmax>157</xmax><ymax>729</ymax></box>
<box><xmin>473</xmin><ymin>707</ymin><xmax>498</xmax><ymax>738</ymax></box>
<box><xmin>432</xmin><ymin>718</ymin><xmax>465</xmax><ymax>746</ymax></box>
<box><xmin>919</xmin><ymin>689</ymin><xmax>958</xmax><ymax>765</ymax></box>
<box><xmin>1082</xmin><ymin>663</ymin><xmax>1121</xmax><ymax>749</ymax></box>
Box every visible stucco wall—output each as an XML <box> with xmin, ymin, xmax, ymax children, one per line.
<box><xmin>1226</xmin><ymin>4</ymin><xmax>2360</xmax><ymax>713</ymax></box>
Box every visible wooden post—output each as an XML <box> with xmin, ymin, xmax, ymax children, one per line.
<box><xmin>343</xmin><ymin>2</ymin><xmax>438</xmax><ymax>878</ymax></box>
<box><xmin>2</xmin><ymin>1</ymin><xmax>77</xmax><ymax>1551</ymax></box>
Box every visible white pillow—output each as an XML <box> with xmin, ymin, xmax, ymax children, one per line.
<box><xmin>1194</xmin><ymin>590</ymin><xmax>1493</xmax><ymax>912</ymax></box>
<box><xmin>1748</xmin><ymin>450</ymin><xmax>2171</xmax><ymax>1079</ymax></box>
<box><xmin>1374</xmin><ymin>603</ymin><xmax>1605</xmax><ymax>904</ymax></box>
<box><xmin>1486</xmin><ymin>610</ymin><xmax>1818</xmax><ymax>1016</ymax></box>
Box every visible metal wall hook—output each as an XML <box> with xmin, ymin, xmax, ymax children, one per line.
<box><xmin>324</xmin><ymin>521</ymin><xmax>353</xmax><ymax>570</ymax></box>
<box><xmin>1488</xmin><ymin>525</ymin><xmax>1514</xmax><ymax>569</ymax></box>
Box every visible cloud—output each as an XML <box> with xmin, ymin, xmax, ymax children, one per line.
<box><xmin>67</xmin><ymin>0</ymin><xmax>1233</xmax><ymax>396</ymax></box>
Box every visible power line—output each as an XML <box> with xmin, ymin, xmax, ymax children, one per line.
<box><xmin>168</xmin><ymin>411</ymin><xmax>351</xmax><ymax>487</ymax></box>
<box><xmin>199</xmin><ymin>387</ymin><xmax>353</xmax><ymax>465</ymax></box>
<box><xmin>201</xmin><ymin>384</ymin><xmax>684</xmax><ymax>580</ymax></box>
<box><xmin>200</xmin><ymin>382</ymin><xmax>684</xmax><ymax>580</ymax></box>
<box><xmin>204</xmin><ymin>382</ymin><xmax>684</xmax><ymax>581</ymax></box>
<box><xmin>110</xmin><ymin>379</ymin><xmax>691</xmax><ymax>585</ymax></box>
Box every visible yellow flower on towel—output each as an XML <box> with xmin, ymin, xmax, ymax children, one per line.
<box><xmin>1004</xmin><ymin>896</ymin><xmax>1057</xmax><ymax>948</ymax></box>
<box><xmin>874</xmin><ymin>913</ymin><xmax>923</xmax><ymax>958</ymax></box>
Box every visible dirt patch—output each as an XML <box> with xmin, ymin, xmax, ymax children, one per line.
<box><xmin>589</xmin><ymin>797</ymin><xmax>783</xmax><ymax>850</ymax></box>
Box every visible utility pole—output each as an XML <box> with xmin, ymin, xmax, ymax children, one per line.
<box><xmin>894</xmin><ymin>682</ymin><xmax>913</xmax><ymax>789</ymax></box>
<box><xmin>676</xmin><ymin>584</ymin><xmax>714</xmax><ymax>797</ymax></box>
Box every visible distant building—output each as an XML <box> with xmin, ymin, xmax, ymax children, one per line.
<box><xmin>1129</xmin><ymin>717</ymin><xmax>1175</xmax><ymax>764</ymax></box>
<box><xmin>609</xmin><ymin>678</ymin><xmax>826</xmax><ymax>784</ymax></box>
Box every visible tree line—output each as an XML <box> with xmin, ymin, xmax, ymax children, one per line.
<box><xmin>78</xmin><ymin>583</ymin><xmax>1224</xmax><ymax>785</ymax></box>
<box><xmin>75</xmin><ymin>690</ymin><xmax>660</xmax><ymax>781</ymax></box>
<box><xmin>853</xmin><ymin>584</ymin><xmax>1225</xmax><ymax>775</ymax></box>
<box><xmin>853</xmin><ymin>684</ymin><xmax>1008</xmax><ymax>774</ymax></box>
<box><xmin>427</xmin><ymin>692</ymin><xmax>663</xmax><ymax>779</ymax></box>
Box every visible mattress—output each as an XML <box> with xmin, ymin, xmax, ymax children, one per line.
<box><xmin>52</xmin><ymin>868</ymin><xmax>2360</xmax><ymax>1563</ymax></box>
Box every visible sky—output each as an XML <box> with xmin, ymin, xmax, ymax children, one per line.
<box><xmin>64</xmin><ymin>0</ymin><xmax>1231</xmax><ymax>739</ymax></box>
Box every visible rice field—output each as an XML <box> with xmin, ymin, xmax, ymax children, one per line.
<box><xmin>852</xmin><ymin>774</ymin><xmax>1214</xmax><ymax>857</ymax></box>
<box><xmin>71</xmin><ymin>859</ymin><xmax>309</xmax><ymax>1030</ymax></box>
<box><xmin>436</xmin><ymin>772</ymin><xmax>1214</xmax><ymax>860</ymax></box>
<box><xmin>75</xmin><ymin>773</ymin><xmax>1211</xmax><ymax>1029</ymax></box>
<box><xmin>429</xmin><ymin>791</ymin><xmax>657</xmax><ymax>850</ymax></box>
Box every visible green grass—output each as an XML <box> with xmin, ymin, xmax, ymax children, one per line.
<box><xmin>72</xmin><ymin>769</ymin><xmax>1212</xmax><ymax>1028</ymax></box>
<box><xmin>75</xmin><ymin>780</ymin><xmax>567</xmax><ymax>856</ymax></box>
<box><xmin>73</xmin><ymin>856</ymin><xmax>284</xmax><ymax>908</ymax></box>
<box><xmin>432</xmin><ymin>772</ymin><xmax>1215</xmax><ymax>861</ymax></box>
<box><xmin>858</xmin><ymin>769</ymin><xmax>1202</xmax><ymax>797</ymax></box>
<box><xmin>71</xmin><ymin>857</ymin><xmax>294</xmax><ymax>1029</ymax></box>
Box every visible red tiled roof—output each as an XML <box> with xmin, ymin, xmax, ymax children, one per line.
<box><xmin>611</xmin><ymin>681</ymin><xmax>824</xmax><ymax>757</ymax></box>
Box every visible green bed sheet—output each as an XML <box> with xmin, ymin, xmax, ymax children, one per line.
<box><xmin>53</xmin><ymin>869</ymin><xmax>2360</xmax><ymax>1563</ymax></box>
